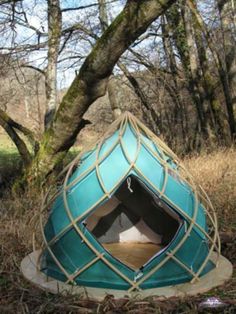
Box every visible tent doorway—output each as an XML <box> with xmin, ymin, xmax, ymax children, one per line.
<box><xmin>85</xmin><ymin>175</ymin><xmax>182</xmax><ymax>270</ymax></box>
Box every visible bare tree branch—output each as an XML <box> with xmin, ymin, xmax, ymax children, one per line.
<box><xmin>20</xmin><ymin>64</ymin><xmax>45</xmax><ymax>76</ymax></box>
<box><xmin>61</xmin><ymin>1</ymin><xmax>118</xmax><ymax>12</ymax></box>
<box><xmin>0</xmin><ymin>110</ymin><xmax>32</xmax><ymax>167</ymax></box>
<box><xmin>0</xmin><ymin>108</ymin><xmax>39</xmax><ymax>152</ymax></box>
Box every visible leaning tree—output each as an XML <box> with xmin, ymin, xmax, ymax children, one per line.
<box><xmin>0</xmin><ymin>0</ymin><xmax>177</xmax><ymax>189</ymax></box>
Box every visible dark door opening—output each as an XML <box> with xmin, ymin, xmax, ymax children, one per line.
<box><xmin>85</xmin><ymin>175</ymin><xmax>181</xmax><ymax>270</ymax></box>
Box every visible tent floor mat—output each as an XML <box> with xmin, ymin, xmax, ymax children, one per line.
<box><xmin>103</xmin><ymin>243</ymin><xmax>162</xmax><ymax>269</ymax></box>
<box><xmin>21</xmin><ymin>250</ymin><xmax>233</xmax><ymax>300</ymax></box>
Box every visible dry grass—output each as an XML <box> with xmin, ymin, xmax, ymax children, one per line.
<box><xmin>0</xmin><ymin>148</ymin><xmax>236</xmax><ymax>313</ymax></box>
<box><xmin>184</xmin><ymin>147</ymin><xmax>236</xmax><ymax>231</ymax></box>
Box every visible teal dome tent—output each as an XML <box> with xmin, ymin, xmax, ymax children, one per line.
<box><xmin>22</xmin><ymin>112</ymin><xmax>232</xmax><ymax>298</ymax></box>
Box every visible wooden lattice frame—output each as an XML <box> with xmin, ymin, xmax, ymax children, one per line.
<box><xmin>38</xmin><ymin>111</ymin><xmax>221</xmax><ymax>292</ymax></box>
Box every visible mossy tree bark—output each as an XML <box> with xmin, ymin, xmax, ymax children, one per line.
<box><xmin>166</xmin><ymin>3</ymin><xmax>211</xmax><ymax>144</ymax></box>
<box><xmin>25</xmin><ymin>0</ymin><xmax>176</xmax><ymax>187</ymax></box>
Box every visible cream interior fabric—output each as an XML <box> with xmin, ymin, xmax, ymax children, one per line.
<box><xmin>85</xmin><ymin>196</ymin><xmax>120</xmax><ymax>231</ymax></box>
<box><xmin>119</xmin><ymin>219</ymin><xmax>162</xmax><ymax>244</ymax></box>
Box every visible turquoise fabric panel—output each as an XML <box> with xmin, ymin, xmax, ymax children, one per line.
<box><xmin>200</xmin><ymin>260</ymin><xmax>215</xmax><ymax>276</ymax></box>
<box><xmin>75</xmin><ymin>259</ymin><xmax>131</xmax><ymax>290</ymax></box>
<box><xmin>78</xmin><ymin>198</ymin><xmax>109</xmax><ymax>222</ymax></box>
<box><xmin>164</xmin><ymin>174</ymin><xmax>193</xmax><ymax>219</ymax></box>
<box><xmin>80</xmin><ymin>224</ymin><xmax>109</xmax><ymax>253</ymax></box>
<box><xmin>101</xmin><ymin>250</ymin><xmax>135</xmax><ymax>279</ymax></box>
<box><xmin>186</xmin><ymin>192</ymin><xmax>194</xmax><ymax>221</ymax></box>
<box><xmin>139</xmin><ymin>225</ymin><xmax>194</xmax><ymax>289</ymax></box>
<box><xmin>121</xmin><ymin>124</ymin><xmax>138</xmax><ymax>162</ymax></box>
<box><xmin>44</xmin><ymin>218</ymin><xmax>56</xmax><ymax>242</ymax></box>
<box><xmin>98</xmin><ymin>145</ymin><xmax>130</xmax><ymax>192</ymax></box>
<box><xmin>135</xmin><ymin>146</ymin><xmax>164</xmax><ymax>191</ymax></box>
<box><xmin>141</xmin><ymin>259</ymin><xmax>192</xmax><ymax>289</ymax></box>
<box><xmin>41</xmin><ymin>250</ymin><xmax>68</xmax><ymax>282</ymax></box>
<box><xmin>67</xmin><ymin>170</ymin><xmax>105</xmax><ymax>219</ymax></box>
<box><xmin>44</xmin><ymin>194</ymin><xmax>71</xmax><ymax>242</ymax></box>
<box><xmin>49</xmin><ymin>191</ymin><xmax>64</xmax><ymax>215</ymax></box>
<box><xmin>140</xmin><ymin>134</ymin><xmax>162</xmax><ymax>158</ymax></box>
<box><xmin>174</xmin><ymin>228</ymin><xmax>205</xmax><ymax>272</ymax></box>
<box><xmin>70</xmin><ymin>149</ymin><xmax>97</xmax><ymax>180</ymax></box>
<box><xmin>98</xmin><ymin>130</ymin><xmax>119</xmax><ymax>158</ymax></box>
<box><xmin>142</xmin><ymin>223</ymin><xmax>185</xmax><ymax>275</ymax></box>
<box><xmin>190</xmin><ymin>229</ymin><xmax>212</xmax><ymax>272</ymax></box>
<box><xmin>50</xmin><ymin>228</ymin><xmax>96</xmax><ymax>275</ymax></box>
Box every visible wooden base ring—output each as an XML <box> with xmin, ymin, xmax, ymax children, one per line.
<box><xmin>21</xmin><ymin>250</ymin><xmax>233</xmax><ymax>300</ymax></box>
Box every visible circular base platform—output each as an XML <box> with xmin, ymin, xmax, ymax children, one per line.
<box><xmin>21</xmin><ymin>250</ymin><xmax>233</xmax><ymax>300</ymax></box>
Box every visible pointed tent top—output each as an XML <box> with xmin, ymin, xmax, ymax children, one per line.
<box><xmin>96</xmin><ymin>111</ymin><xmax>179</xmax><ymax>163</ymax></box>
<box><xmin>63</xmin><ymin>111</ymin><xmax>191</xmax><ymax>199</ymax></box>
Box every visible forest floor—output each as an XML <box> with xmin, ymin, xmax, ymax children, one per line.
<box><xmin>0</xmin><ymin>134</ymin><xmax>235</xmax><ymax>313</ymax></box>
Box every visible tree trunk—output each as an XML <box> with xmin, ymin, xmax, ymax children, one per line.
<box><xmin>98</xmin><ymin>0</ymin><xmax>122</xmax><ymax>120</ymax></box>
<box><xmin>166</xmin><ymin>3</ymin><xmax>210</xmax><ymax>141</ymax></box>
<box><xmin>25</xmin><ymin>0</ymin><xmax>176</xmax><ymax>186</ymax></box>
<box><xmin>161</xmin><ymin>16</ymin><xmax>178</xmax><ymax>75</ymax></box>
<box><xmin>183</xmin><ymin>4</ymin><xmax>213</xmax><ymax>140</ymax></box>
<box><xmin>218</xmin><ymin>0</ymin><xmax>236</xmax><ymax>128</ymax></box>
<box><xmin>161</xmin><ymin>15</ymin><xmax>187</xmax><ymax>145</ymax></box>
<box><xmin>187</xmin><ymin>0</ymin><xmax>236</xmax><ymax>138</ymax></box>
<box><xmin>107</xmin><ymin>75</ymin><xmax>123</xmax><ymax>119</ymax></box>
<box><xmin>194</xmin><ymin>22</ymin><xmax>230</xmax><ymax>143</ymax></box>
<box><xmin>44</xmin><ymin>0</ymin><xmax>62</xmax><ymax>129</ymax></box>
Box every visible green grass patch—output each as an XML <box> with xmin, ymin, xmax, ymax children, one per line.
<box><xmin>0</xmin><ymin>132</ymin><xmax>81</xmax><ymax>190</ymax></box>
<box><xmin>0</xmin><ymin>134</ymin><xmax>22</xmax><ymax>189</ymax></box>
<box><xmin>0</xmin><ymin>149</ymin><xmax>21</xmax><ymax>170</ymax></box>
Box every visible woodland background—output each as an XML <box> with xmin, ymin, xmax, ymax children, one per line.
<box><xmin>0</xmin><ymin>0</ymin><xmax>236</xmax><ymax>312</ymax></box>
